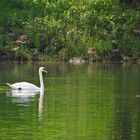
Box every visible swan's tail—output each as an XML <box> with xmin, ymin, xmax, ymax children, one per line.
<box><xmin>6</xmin><ymin>83</ymin><xmax>13</xmax><ymax>88</ymax></box>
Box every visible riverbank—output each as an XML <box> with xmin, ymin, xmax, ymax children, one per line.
<box><xmin>0</xmin><ymin>1</ymin><xmax>140</xmax><ymax>63</ymax></box>
<box><xmin>1</xmin><ymin>47</ymin><xmax>140</xmax><ymax>64</ymax></box>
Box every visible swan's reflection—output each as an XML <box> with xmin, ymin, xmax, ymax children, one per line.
<box><xmin>7</xmin><ymin>89</ymin><xmax>40</xmax><ymax>98</ymax></box>
<box><xmin>7</xmin><ymin>89</ymin><xmax>45</xmax><ymax>120</ymax></box>
<box><xmin>38</xmin><ymin>90</ymin><xmax>44</xmax><ymax>121</ymax></box>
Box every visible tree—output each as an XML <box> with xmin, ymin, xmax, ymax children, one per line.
<box><xmin>120</xmin><ymin>0</ymin><xmax>140</xmax><ymax>5</ymax></box>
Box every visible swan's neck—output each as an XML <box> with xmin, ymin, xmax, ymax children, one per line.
<box><xmin>39</xmin><ymin>70</ymin><xmax>44</xmax><ymax>90</ymax></box>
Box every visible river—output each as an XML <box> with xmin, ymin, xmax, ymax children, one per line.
<box><xmin>0</xmin><ymin>61</ymin><xmax>140</xmax><ymax>140</ymax></box>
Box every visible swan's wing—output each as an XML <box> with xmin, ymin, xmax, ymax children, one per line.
<box><xmin>7</xmin><ymin>82</ymin><xmax>40</xmax><ymax>90</ymax></box>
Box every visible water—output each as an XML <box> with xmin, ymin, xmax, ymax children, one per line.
<box><xmin>0</xmin><ymin>62</ymin><xmax>140</xmax><ymax>140</ymax></box>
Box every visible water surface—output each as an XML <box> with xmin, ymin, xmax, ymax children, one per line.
<box><xmin>0</xmin><ymin>62</ymin><xmax>140</xmax><ymax>140</ymax></box>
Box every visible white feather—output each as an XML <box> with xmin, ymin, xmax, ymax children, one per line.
<box><xmin>6</xmin><ymin>67</ymin><xmax>47</xmax><ymax>90</ymax></box>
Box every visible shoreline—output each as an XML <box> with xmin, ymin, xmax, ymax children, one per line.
<box><xmin>1</xmin><ymin>51</ymin><xmax>140</xmax><ymax>65</ymax></box>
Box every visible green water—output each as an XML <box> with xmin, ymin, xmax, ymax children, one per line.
<box><xmin>0</xmin><ymin>62</ymin><xmax>140</xmax><ymax>140</ymax></box>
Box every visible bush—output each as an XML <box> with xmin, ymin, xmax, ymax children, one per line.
<box><xmin>0</xmin><ymin>0</ymin><xmax>140</xmax><ymax>60</ymax></box>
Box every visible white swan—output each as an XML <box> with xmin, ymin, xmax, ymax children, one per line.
<box><xmin>6</xmin><ymin>67</ymin><xmax>47</xmax><ymax>90</ymax></box>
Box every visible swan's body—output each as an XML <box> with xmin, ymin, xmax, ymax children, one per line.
<box><xmin>6</xmin><ymin>67</ymin><xmax>47</xmax><ymax>90</ymax></box>
<box><xmin>6</xmin><ymin>82</ymin><xmax>40</xmax><ymax>90</ymax></box>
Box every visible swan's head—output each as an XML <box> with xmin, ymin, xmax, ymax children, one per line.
<box><xmin>39</xmin><ymin>67</ymin><xmax>47</xmax><ymax>73</ymax></box>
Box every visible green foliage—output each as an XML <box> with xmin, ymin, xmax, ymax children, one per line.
<box><xmin>0</xmin><ymin>0</ymin><xmax>140</xmax><ymax>60</ymax></box>
<box><xmin>25</xmin><ymin>0</ymin><xmax>140</xmax><ymax>58</ymax></box>
<box><xmin>87</xmin><ymin>1</ymin><xmax>139</xmax><ymax>56</ymax></box>
<box><xmin>119</xmin><ymin>34</ymin><xmax>140</xmax><ymax>56</ymax></box>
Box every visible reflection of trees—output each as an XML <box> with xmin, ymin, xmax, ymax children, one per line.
<box><xmin>113</xmin><ymin>65</ymin><xmax>140</xmax><ymax>140</ymax></box>
<box><xmin>44</xmin><ymin>64</ymin><xmax>115</xmax><ymax>140</ymax></box>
